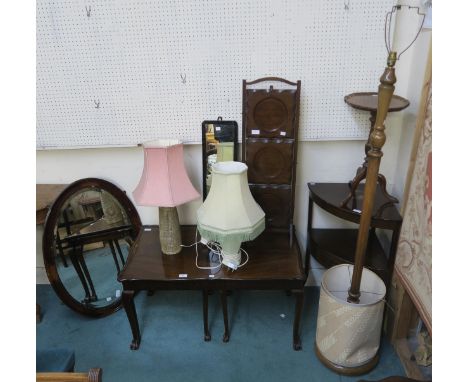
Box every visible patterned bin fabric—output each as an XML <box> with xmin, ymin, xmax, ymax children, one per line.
<box><xmin>316</xmin><ymin>265</ymin><xmax>385</xmax><ymax>368</ymax></box>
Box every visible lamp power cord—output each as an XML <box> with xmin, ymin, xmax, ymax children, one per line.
<box><xmin>180</xmin><ymin>229</ymin><xmax>249</xmax><ymax>272</ymax></box>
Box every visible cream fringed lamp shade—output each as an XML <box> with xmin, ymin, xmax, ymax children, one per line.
<box><xmin>133</xmin><ymin>139</ymin><xmax>200</xmax><ymax>255</ymax></box>
<box><xmin>197</xmin><ymin>161</ymin><xmax>265</xmax><ymax>269</ymax></box>
<box><xmin>315</xmin><ymin>264</ymin><xmax>386</xmax><ymax>369</ymax></box>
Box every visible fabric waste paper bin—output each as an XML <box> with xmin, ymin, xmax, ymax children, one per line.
<box><xmin>315</xmin><ymin>264</ymin><xmax>386</xmax><ymax>372</ymax></box>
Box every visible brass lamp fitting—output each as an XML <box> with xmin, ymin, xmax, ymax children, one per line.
<box><xmin>387</xmin><ymin>51</ymin><xmax>397</xmax><ymax>68</ymax></box>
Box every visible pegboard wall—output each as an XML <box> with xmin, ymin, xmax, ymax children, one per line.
<box><xmin>37</xmin><ymin>0</ymin><xmax>394</xmax><ymax>148</ymax></box>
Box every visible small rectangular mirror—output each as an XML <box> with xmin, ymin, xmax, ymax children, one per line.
<box><xmin>202</xmin><ymin>118</ymin><xmax>238</xmax><ymax>199</ymax></box>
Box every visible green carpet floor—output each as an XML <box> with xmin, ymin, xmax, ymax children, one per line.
<box><xmin>36</xmin><ymin>285</ymin><xmax>405</xmax><ymax>382</ymax></box>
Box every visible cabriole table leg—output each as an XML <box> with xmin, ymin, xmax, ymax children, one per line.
<box><xmin>122</xmin><ymin>290</ymin><xmax>141</xmax><ymax>350</ymax></box>
<box><xmin>220</xmin><ymin>290</ymin><xmax>230</xmax><ymax>342</ymax></box>
<box><xmin>293</xmin><ymin>289</ymin><xmax>304</xmax><ymax>350</ymax></box>
<box><xmin>203</xmin><ymin>290</ymin><xmax>211</xmax><ymax>341</ymax></box>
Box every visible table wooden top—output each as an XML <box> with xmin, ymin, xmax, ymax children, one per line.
<box><xmin>62</xmin><ymin>220</ymin><xmax>133</xmax><ymax>245</ymax></box>
<box><xmin>78</xmin><ymin>196</ymin><xmax>101</xmax><ymax>206</ymax></box>
<box><xmin>344</xmin><ymin>92</ymin><xmax>410</xmax><ymax>113</ymax></box>
<box><xmin>308</xmin><ymin>182</ymin><xmax>402</xmax><ymax>229</ymax></box>
<box><xmin>118</xmin><ymin>226</ymin><xmax>305</xmax><ymax>289</ymax></box>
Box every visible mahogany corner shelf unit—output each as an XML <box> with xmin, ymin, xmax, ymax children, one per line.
<box><xmin>306</xmin><ymin>182</ymin><xmax>403</xmax><ymax>288</ymax></box>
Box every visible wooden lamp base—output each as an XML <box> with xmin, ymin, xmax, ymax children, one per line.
<box><xmin>158</xmin><ymin>207</ymin><xmax>182</xmax><ymax>255</ymax></box>
<box><xmin>315</xmin><ymin>342</ymin><xmax>379</xmax><ymax>376</ymax></box>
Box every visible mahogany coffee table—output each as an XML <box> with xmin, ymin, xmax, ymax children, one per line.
<box><xmin>118</xmin><ymin>225</ymin><xmax>306</xmax><ymax>350</ymax></box>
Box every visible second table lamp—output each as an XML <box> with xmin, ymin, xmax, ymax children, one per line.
<box><xmin>197</xmin><ymin>161</ymin><xmax>265</xmax><ymax>270</ymax></box>
<box><xmin>133</xmin><ymin>139</ymin><xmax>200</xmax><ymax>254</ymax></box>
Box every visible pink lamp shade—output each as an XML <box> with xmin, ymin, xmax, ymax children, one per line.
<box><xmin>133</xmin><ymin>139</ymin><xmax>200</xmax><ymax>207</ymax></box>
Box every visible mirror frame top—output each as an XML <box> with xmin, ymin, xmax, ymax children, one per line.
<box><xmin>42</xmin><ymin>177</ymin><xmax>142</xmax><ymax>317</ymax></box>
<box><xmin>202</xmin><ymin>119</ymin><xmax>238</xmax><ymax>199</ymax></box>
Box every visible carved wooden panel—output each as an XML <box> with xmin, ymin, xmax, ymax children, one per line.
<box><xmin>242</xmin><ymin>78</ymin><xmax>300</xmax><ymax>230</ymax></box>
<box><xmin>245</xmin><ymin>139</ymin><xmax>294</xmax><ymax>185</ymax></box>
<box><xmin>250</xmin><ymin>185</ymin><xmax>292</xmax><ymax>228</ymax></box>
<box><xmin>245</xmin><ymin>90</ymin><xmax>297</xmax><ymax>138</ymax></box>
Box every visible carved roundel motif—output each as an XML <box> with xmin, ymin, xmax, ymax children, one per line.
<box><xmin>252</xmin><ymin>147</ymin><xmax>286</xmax><ymax>179</ymax></box>
<box><xmin>253</xmin><ymin>97</ymin><xmax>288</xmax><ymax>132</ymax></box>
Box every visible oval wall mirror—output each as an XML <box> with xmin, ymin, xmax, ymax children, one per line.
<box><xmin>43</xmin><ymin>178</ymin><xmax>142</xmax><ymax>317</ymax></box>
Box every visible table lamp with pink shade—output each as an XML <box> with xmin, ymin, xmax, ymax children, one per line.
<box><xmin>133</xmin><ymin>139</ymin><xmax>200</xmax><ymax>254</ymax></box>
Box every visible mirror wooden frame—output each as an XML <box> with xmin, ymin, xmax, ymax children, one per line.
<box><xmin>201</xmin><ymin>118</ymin><xmax>238</xmax><ymax>199</ymax></box>
<box><xmin>42</xmin><ymin>178</ymin><xmax>142</xmax><ymax>317</ymax></box>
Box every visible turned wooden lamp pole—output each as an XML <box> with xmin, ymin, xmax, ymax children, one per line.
<box><xmin>347</xmin><ymin>52</ymin><xmax>397</xmax><ymax>303</ymax></box>
<box><xmin>347</xmin><ymin>5</ymin><xmax>426</xmax><ymax>303</ymax></box>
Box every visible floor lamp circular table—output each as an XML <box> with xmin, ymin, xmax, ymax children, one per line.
<box><xmin>341</xmin><ymin>92</ymin><xmax>409</xmax><ymax>211</ymax></box>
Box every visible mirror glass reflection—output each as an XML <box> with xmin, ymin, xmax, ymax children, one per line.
<box><xmin>54</xmin><ymin>188</ymin><xmax>133</xmax><ymax>308</ymax></box>
<box><xmin>203</xmin><ymin>119</ymin><xmax>238</xmax><ymax>199</ymax></box>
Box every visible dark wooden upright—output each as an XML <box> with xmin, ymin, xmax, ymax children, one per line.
<box><xmin>242</xmin><ymin>77</ymin><xmax>301</xmax><ymax>235</ymax></box>
<box><xmin>348</xmin><ymin>54</ymin><xmax>397</xmax><ymax>302</ymax></box>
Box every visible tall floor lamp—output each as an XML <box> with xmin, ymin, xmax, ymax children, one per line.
<box><xmin>315</xmin><ymin>5</ymin><xmax>426</xmax><ymax>375</ymax></box>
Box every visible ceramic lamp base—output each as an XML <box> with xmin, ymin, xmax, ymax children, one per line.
<box><xmin>159</xmin><ymin>207</ymin><xmax>182</xmax><ymax>255</ymax></box>
<box><xmin>221</xmin><ymin>251</ymin><xmax>242</xmax><ymax>269</ymax></box>
<box><xmin>220</xmin><ymin>238</ymin><xmax>242</xmax><ymax>269</ymax></box>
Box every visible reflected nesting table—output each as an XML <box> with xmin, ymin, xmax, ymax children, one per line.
<box><xmin>60</xmin><ymin>221</ymin><xmax>133</xmax><ymax>303</ymax></box>
<box><xmin>118</xmin><ymin>225</ymin><xmax>306</xmax><ymax>350</ymax></box>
